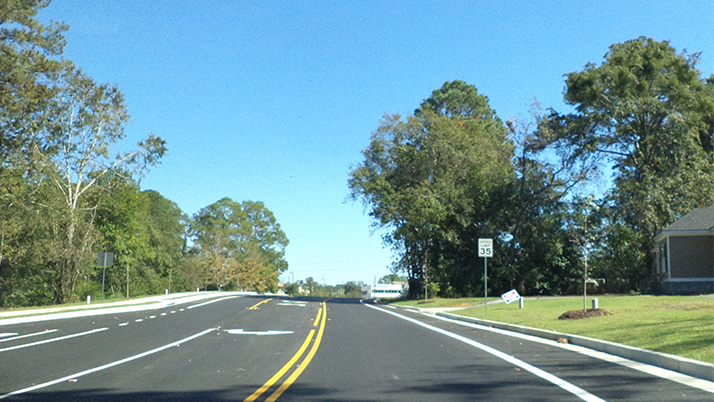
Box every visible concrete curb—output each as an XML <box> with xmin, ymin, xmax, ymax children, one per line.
<box><xmin>0</xmin><ymin>291</ymin><xmax>260</xmax><ymax>325</ymax></box>
<box><xmin>436</xmin><ymin>312</ymin><xmax>714</xmax><ymax>383</ymax></box>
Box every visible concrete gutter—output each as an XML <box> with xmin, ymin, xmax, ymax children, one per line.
<box><xmin>434</xmin><ymin>311</ymin><xmax>714</xmax><ymax>383</ymax></box>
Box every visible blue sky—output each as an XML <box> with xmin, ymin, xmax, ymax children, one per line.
<box><xmin>39</xmin><ymin>0</ymin><xmax>713</xmax><ymax>286</ymax></box>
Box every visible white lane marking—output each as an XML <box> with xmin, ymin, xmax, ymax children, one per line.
<box><xmin>135</xmin><ymin>319</ymin><xmax>143</xmax><ymax>322</ymax></box>
<box><xmin>0</xmin><ymin>333</ymin><xmax>17</xmax><ymax>338</ymax></box>
<box><xmin>149</xmin><ymin>316</ymin><xmax>156</xmax><ymax>319</ymax></box>
<box><xmin>225</xmin><ymin>329</ymin><xmax>294</xmax><ymax>336</ymax></box>
<box><xmin>0</xmin><ymin>328</ymin><xmax>108</xmax><ymax>353</ymax></box>
<box><xmin>179</xmin><ymin>309</ymin><xmax>185</xmax><ymax>311</ymax></box>
<box><xmin>119</xmin><ymin>323</ymin><xmax>128</xmax><ymax>326</ymax></box>
<box><xmin>367</xmin><ymin>304</ymin><xmax>606</xmax><ymax>402</ymax></box>
<box><xmin>430</xmin><ymin>314</ymin><xmax>714</xmax><ymax>394</ymax></box>
<box><xmin>186</xmin><ymin>296</ymin><xmax>239</xmax><ymax>309</ymax></box>
<box><xmin>277</xmin><ymin>303</ymin><xmax>306</xmax><ymax>307</ymax></box>
<box><xmin>160</xmin><ymin>313</ymin><xmax>167</xmax><ymax>316</ymax></box>
<box><xmin>0</xmin><ymin>328</ymin><xmax>216</xmax><ymax>400</ymax></box>
<box><xmin>0</xmin><ymin>330</ymin><xmax>57</xmax><ymax>343</ymax></box>
<box><xmin>170</xmin><ymin>311</ymin><xmax>176</xmax><ymax>314</ymax></box>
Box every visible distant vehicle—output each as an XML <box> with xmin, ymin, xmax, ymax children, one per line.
<box><xmin>361</xmin><ymin>283</ymin><xmax>406</xmax><ymax>299</ymax></box>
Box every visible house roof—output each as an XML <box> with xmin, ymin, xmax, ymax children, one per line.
<box><xmin>655</xmin><ymin>204</ymin><xmax>714</xmax><ymax>242</ymax></box>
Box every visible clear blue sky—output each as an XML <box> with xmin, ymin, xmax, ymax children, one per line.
<box><xmin>39</xmin><ymin>0</ymin><xmax>713</xmax><ymax>286</ymax></box>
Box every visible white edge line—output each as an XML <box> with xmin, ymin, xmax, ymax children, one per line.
<box><xmin>429</xmin><ymin>314</ymin><xmax>714</xmax><ymax>394</ymax></box>
<box><xmin>366</xmin><ymin>304</ymin><xmax>606</xmax><ymax>402</ymax></box>
<box><xmin>0</xmin><ymin>328</ymin><xmax>107</xmax><ymax>353</ymax></box>
<box><xmin>0</xmin><ymin>327</ymin><xmax>216</xmax><ymax>400</ymax></box>
<box><xmin>0</xmin><ymin>329</ymin><xmax>58</xmax><ymax>343</ymax></box>
<box><xmin>186</xmin><ymin>296</ymin><xmax>239</xmax><ymax>309</ymax></box>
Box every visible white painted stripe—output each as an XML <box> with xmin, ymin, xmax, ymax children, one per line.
<box><xmin>0</xmin><ymin>330</ymin><xmax>57</xmax><ymax>343</ymax></box>
<box><xmin>118</xmin><ymin>323</ymin><xmax>128</xmax><ymax>326</ymax></box>
<box><xmin>430</xmin><ymin>315</ymin><xmax>714</xmax><ymax>394</ymax></box>
<box><xmin>367</xmin><ymin>304</ymin><xmax>606</xmax><ymax>402</ymax></box>
<box><xmin>0</xmin><ymin>328</ymin><xmax>107</xmax><ymax>353</ymax></box>
<box><xmin>135</xmin><ymin>319</ymin><xmax>143</xmax><ymax>322</ymax></box>
<box><xmin>0</xmin><ymin>333</ymin><xmax>17</xmax><ymax>338</ymax></box>
<box><xmin>149</xmin><ymin>316</ymin><xmax>156</xmax><ymax>319</ymax></box>
<box><xmin>186</xmin><ymin>296</ymin><xmax>239</xmax><ymax>309</ymax></box>
<box><xmin>0</xmin><ymin>328</ymin><xmax>215</xmax><ymax>400</ymax></box>
<box><xmin>277</xmin><ymin>303</ymin><xmax>306</xmax><ymax>306</ymax></box>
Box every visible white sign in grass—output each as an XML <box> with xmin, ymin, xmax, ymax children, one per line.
<box><xmin>501</xmin><ymin>289</ymin><xmax>521</xmax><ymax>304</ymax></box>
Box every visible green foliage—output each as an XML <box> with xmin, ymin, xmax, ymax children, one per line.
<box><xmin>0</xmin><ymin>0</ymin><xmax>67</xmax><ymax>168</ymax></box>
<box><xmin>352</xmin><ymin>40</ymin><xmax>713</xmax><ymax>299</ymax></box>
<box><xmin>378</xmin><ymin>273</ymin><xmax>401</xmax><ymax>284</ymax></box>
<box><xmin>283</xmin><ymin>282</ymin><xmax>299</xmax><ymax>295</ymax></box>
<box><xmin>351</xmin><ymin>81</ymin><xmax>585</xmax><ymax>298</ymax></box>
<box><xmin>350</xmin><ymin>80</ymin><xmax>515</xmax><ymax>298</ymax></box>
<box><xmin>186</xmin><ymin>198</ymin><xmax>288</xmax><ymax>292</ymax></box>
<box><xmin>0</xmin><ymin>2</ymin><xmax>168</xmax><ymax>305</ymax></box>
<box><xmin>93</xmin><ymin>182</ymin><xmax>186</xmax><ymax>298</ymax></box>
<box><xmin>540</xmin><ymin>37</ymin><xmax>714</xmax><ymax>284</ymax></box>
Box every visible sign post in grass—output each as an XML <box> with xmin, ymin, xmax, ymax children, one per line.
<box><xmin>97</xmin><ymin>252</ymin><xmax>114</xmax><ymax>303</ymax></box>
<box><xmin>478</xmin><ymin>238</ymin><xmax>493</xmax><ymax>309</ymax></box>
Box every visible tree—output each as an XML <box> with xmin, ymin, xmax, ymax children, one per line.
<box><xmin>342</xmin><ymin>281</ymin><xmax>365</xmax><ymax>298</ymax></box>
<box><xmin>188</xmin><ymin>198</ymin><xmax>288</xmax><ymax>291</ymax></box>
<box><xmin>141</xmin><ymin>190</ymin><xmax>186</xmax><ymax>292</ymax></box>
<box><xmin>0</xmin><ymin>1</ymin><xmax>69</xmax><ymax>305</ymax></box>
<box><xmin>540</xmin><ymin>37</ymin><xmax>714</xmax><ymax>283</ymax></box>
<box><xmin>378</xmin><ymin>273</ymin><xmax>400</xmax><ymax>284</ymax></box>
<box><xmin>283</xmin><ymin>282</ymin><xmax>299</xmax><ymax>296</ymax></box>
<box><xmin>93</xmin><ymin>185</ymin><xmax>186</xmax><ymax>298</ymax></box>
<box><xmin>0</xmin><ymin>179</ymin><xmax>64</xmax><ymax>306</ymax></box>
<box><xmin>0</xmin><ymin>0</ymin><xmax>67</xmax><ymax>169</ymax></box>
<box><xmin>0</xmin><ymin>2</ymin><xmax>170</xmax><ymax>305</ymax></box>
<box><xmin>349</xmin><ymin>80</ymin><xmax>514</xmax><ymax>298</ymax></box>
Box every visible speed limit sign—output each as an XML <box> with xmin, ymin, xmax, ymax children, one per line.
<box><xmin>478</xmin><ymin>238</ymin><xmax>493</xmax><ymax>257</ymax></box>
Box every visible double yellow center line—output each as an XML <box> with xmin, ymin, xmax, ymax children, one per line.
<box><xmin>247</xmin><ymin>298</ymin><xmax>273</xmax><ymax>310</ymax></box>
<box><xmin>244</xmin><ymin>301</ymin><xmax>327</xmax><ymax>402</ymax></box>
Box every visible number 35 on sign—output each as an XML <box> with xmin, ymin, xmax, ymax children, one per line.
<box><xmin>478</xmin><ymin>238</ymin><xmax>493</xmax><ymax>257</ymax></box>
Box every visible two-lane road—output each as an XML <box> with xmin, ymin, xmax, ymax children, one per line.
<box><xmin>0</xmin><ymin>296</ymin><xmax>712</xmax><ymax>401</ymax></box>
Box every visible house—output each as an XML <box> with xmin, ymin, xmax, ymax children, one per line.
<box><xmin>653</xmin><ymin>204</ymin><xmax>714</xmax><ymax>294</ymax></box>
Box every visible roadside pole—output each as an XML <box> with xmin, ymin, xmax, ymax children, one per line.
<box><xmin>478</xmin><ymin>238</ymin><xmax>493</xmax><ymax>309</ymax></box>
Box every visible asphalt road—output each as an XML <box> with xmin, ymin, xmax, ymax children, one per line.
<box><xmin>0</xmin><ymin>295</ymin><xmax>712</xmax><ymax>401</ymax></box>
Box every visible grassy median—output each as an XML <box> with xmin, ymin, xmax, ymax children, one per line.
<box><xmin>392</xmin><ymin>295</ymin><xmax>714</xmax><ymax>364</ymax></box>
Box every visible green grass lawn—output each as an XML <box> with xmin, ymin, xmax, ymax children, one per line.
<box><xmin>392</xmin><ymin>295</ymin><xmax>714</xmax><ymax>364</ymax></box>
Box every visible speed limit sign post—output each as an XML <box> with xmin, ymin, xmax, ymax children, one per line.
<box><xmin>478</xmin><ymin>238</ymin><xmax>493</xmax><ymax>308</ymax></box>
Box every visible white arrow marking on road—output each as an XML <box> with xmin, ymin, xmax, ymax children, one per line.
<box><xmin>225</xmin><ymin>329</ymin><xmax>293</xmax><ymax>336</ymax></box>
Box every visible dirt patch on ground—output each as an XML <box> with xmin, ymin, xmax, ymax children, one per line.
<box><xmin>558</xmin><ymin>309</ymin><xmax>613</xmax><ymax>320</ymax></box>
